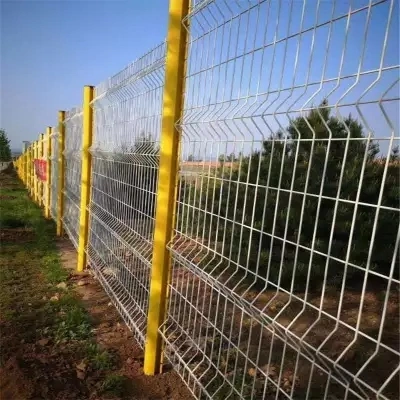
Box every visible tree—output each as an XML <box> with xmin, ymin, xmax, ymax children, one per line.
<box><xmin>182</xmin><ymin>102</ymin><xmax>399</xmax><ymax>289</ymax></box>
<box><xmin>0</xmin><ymin>129</ymin><xmax>11</xmax><ymax>161</ymax></box>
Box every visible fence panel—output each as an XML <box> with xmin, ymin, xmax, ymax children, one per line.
<box><xmin>50</xmin><ymin>127</ymin><xmax>59</xmax><ymax>221</ymax></box>
<box><xmin>161</xmin><ymin>1</ymin><xmax>400</xmax><ymax>399</ymax></box>
<box><xmin>41</xmin><ymin>132</ymin><xmax>49</xmax><ymax>209</ymax></box>
<box><xmin>87</xmin><ymin>43</ymin><xmax>166</xmax><ymax>345</ymax></box>
<box><xmin>63</xmin><ymin>107</ymin><xmax>83</xmax><ymax>249</ymax></box>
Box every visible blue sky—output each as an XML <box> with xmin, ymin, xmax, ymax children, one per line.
<box><xmin>178</xmin><ymin>0</ymin><xmax>399</xmax><ymax>161</ymax></box>
<box><xmin>1</xmin><ymin>0</ymin><xmax>169</xmax><ymax>149</ymax></box>
<box><xmin>1</xmin><ymin>0</ymin><xmax>398</xmax><ymax>154</ymax></box>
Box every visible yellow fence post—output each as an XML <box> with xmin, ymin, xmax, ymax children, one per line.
<box><xmin>143</xmin><ymin>0</ymin><xmax>190</xmax><ymax>376</ymax></box>
<box><xmin>27</xmin><ymin>145</ymin><xmax>31</xmax><ymax>194</ymax></box>
<box><xmin>18</xmin><ymin>156</ymin><xmax>22</xmax><ymax>181</ymax></box>
<box><xmin>33</xmin><ymin>140</ymin><xmax>38</xmax><ymax>203</ymax></box>
<box><xmin>21</xmin><ymin>155</ymin><xmax>23</xmax><ymax>182</ymax></box>
<box><xmin>29</xmin><ymin>144</ymin><xmax>33</xmax><ymax>196</ymax></box>
<box><xmin>24</xmin><ymin>150</ymin><xmax>28</xmax><ymax>186</ymax></box>
<box><xmin>57</xmin><ymin>111</ymin><xmax>66</xmax><ymax>236</ymax></box>
<box><xmin>45</xmin><ymin>127</ymin><xmax>52</xmax><ymax>218</ymax></box>
<box><xmin>39</xmin><ymin>133</ymin><xmax>44</xmax><ymax>207</ymax></box>
<box><xmin>77</xmin><ymin>86</ymin><xmax>94</xmax><ymax>272</ymax></box>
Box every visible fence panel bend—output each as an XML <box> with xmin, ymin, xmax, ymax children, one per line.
<box><xmin>87</xmin><ymin>42</ymin><xmax>166</xmax><ymax>345</ymax></box>
<box><xmin>161</xmin><ymin>1</ymin><xmax>400</xmax><ymax>399</ymax></box>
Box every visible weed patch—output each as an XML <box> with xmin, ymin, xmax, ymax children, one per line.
<box><xmin>85</xmin><ymin>342</ymin><xmax>114</xmax><ymax>370</ymax></box>
<box><xmin>100</xmin><ymin>374</ymin><xmax>127</xmax><ymax>397</ymax></box>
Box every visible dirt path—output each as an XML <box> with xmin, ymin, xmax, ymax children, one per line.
<box><xmin>0</xmin><ymin>170</ymin><xmax>193</xmax><ymax>400</ymax></box>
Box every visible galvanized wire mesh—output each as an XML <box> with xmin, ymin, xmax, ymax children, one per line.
<box><xmin>41</xmin><ymin>134</ymin><xmax>49</xmax><ymax>208</ymax></box>
<box><xmin>162</xmin><ymin>1</ymin><xmax>400</xmax><ymax>399</ymax></box>
<box><xmin>50</xmin><ymin>128</ymin><xmax>59</xmax><ymax>221</ymax></box>
<box><xmin>87</xmin><ymin>42</ymin><xmax>166</xmax><ymax>345</ymax></box>
<box><xmin>63</xmin><ymin>107</ymin><xmax>83</xmax><ymax>249</ymax></box>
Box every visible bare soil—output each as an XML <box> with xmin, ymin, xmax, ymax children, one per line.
<box><xmin>0</xmin><ymin>170</ymin><xmax>193</xmax><ymax>400</ymax></box>
<box><xmin>0</xmin><ymin>227</ymin><xmax>35</xmax><ymax>242</ymax></box>
<box><xmin>58</xmin><ymin>238</ymin><xmax>194</xmax><ymax>400</ymax></box>
<box><xmin>0</xmin><ymin>194</ymin><xmax>16</xmax><ymax>200</ymax></box>
<box><xmin>0</xmin><ymin>238</ymin><xmax>194</xmax><ymax>400</ymax></box>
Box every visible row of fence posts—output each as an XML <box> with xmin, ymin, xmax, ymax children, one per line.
<box><xmin>15</xmin><ymin>112</ymin><xmax>66</xmax><ymax>236</ymax></box>
<box><xmin>14</xmin><ymin>0</ymin><xmax>190</xmax><ymax>377</ymax></box>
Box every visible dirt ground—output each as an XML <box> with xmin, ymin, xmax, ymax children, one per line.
<box><xmin>57</xmin><ymin>238</ymin><xmax>194</xmax><ymax>400</ymax></box>
<box><xmin>0</xmin><ymin>170</ymin><xmax>193</xmax><ymax>400</ymax></box>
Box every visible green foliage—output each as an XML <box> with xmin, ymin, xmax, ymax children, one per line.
<box><xmin>41</xmin><ymin>253</ymin><xmax>69</xmax><ymax>284</ymax></box>
<box><xmin>85</xmin><ymin>342</ymin><xmax>114</xmax><ymax>370</ymax></box>
<box><xmin>101</xmin><ymin>374</ymin><xmax>127</xmax><ymax>396</ymax></box>
<box><xmin>183</xmin><ymin>102</ymin><xmax>399</xmax><ymax>288</ymax></box>
<box><xmin>55</xmin><ymin>305</ymin><xmax>92</xmax><ymax>341</ymax></box>
<box><xmin>0</xmin><ymin>129</ymin><xmax>11</xmax><ymax>161</ymax></box>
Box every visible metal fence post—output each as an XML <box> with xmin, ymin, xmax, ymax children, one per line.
<box><xmin>143</xmin><ymin>0</ymin><xmax>190</xmax><ymax>376</ymax></box>
<box><xmin>27</xmin><ymin>145</ymin><xmax>31</xmax><ymax>194</ymax></box>
<box><xmin>33</xmin><ymin>140</ymin><xmax>38</xmax><ymax>203</ymax></box>
<box><xmin>40</xmin><ymin>133</ymin><xmax>45</xmax><ymax>207</ymax></box>
<box><xmin>45</xmin><ymin>127</ymin><xmax>52</xmax><ymax>218</ymax></box>
<box><xmin>57</xmin><ymin>111</ymin><xmax>66</xmax><ymax>236</ymax></box>
<box><xmin>29</xmin><ymin>144</ymin><xmax>34</xmax><ymax>196</ymax></box>
<box><xmin>24</xmin><ymin>150</ymin><xmax>28</xmax><ymax>186</ymax></box>
<box><xmin>77</xmin><ymin>86</ymin><xmax>94</xmax><ymax>272</ymax></box>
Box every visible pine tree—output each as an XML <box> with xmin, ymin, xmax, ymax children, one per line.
<box><xmin>0</xmin><ymin>129</ymin><xmax>11</xmax><ymax>162</ymax></box>
<box><xmin>183</xmin><ymin>102</ymin><xmax>399</xmax><ymax>289</ymax></box>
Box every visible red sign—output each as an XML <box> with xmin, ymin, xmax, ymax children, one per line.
<box><xmin>34</xmin><ymin>160</ymin><xmax>47</xmax><ymax>181</ymax></box>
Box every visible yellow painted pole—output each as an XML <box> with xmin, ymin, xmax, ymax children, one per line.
<box><xmin>143</xmin><ymin>0</ymin><xmax>190</xmax><ymax>376</ymax></box>
<box><xmin>57</xmin><ymin>111</ymin><xmax>66</xmax><ymax>236</ymax></box>
<box><xmin>35</xmin><ymin>137</ymin><xmax>39</xmax><ymax>204</ymax></box>
<box><xmin>24</xmin><ymin>151</ymin><xmax>28</xmax><ymax>185</ymax></box>
<box><xmin>39</xmin><ymin>133</ymin><xmax>44</xmax><ymax>207</ymax></box>
<box><xmin>33</xmin><ymin>140</ymin><xmax>38</xmax><ymax>203</ymax></box>
<box><xmin>27</xmin><ymin>146</ymin><xmax>31</xmax><ymax>193</ymax></box>
<box><xmin>77</xmin><ymin>86</ymin><xmax>94</xmax><ymax>272</ymax></box>
<box><xmin>26</xmin><ymin>147</ymin><xmax>29</xmax><ymax>187</ymax></box>
<box><xmin>45</xmin><ymin>127</ymin><xmax>52</xmax><ymax>218</ymax></box>
<box><xmin>25</xmin><ymin>148</ymin><xmax>28</xmax><ymax>189</ymax></box>
<box><xmin>29</xmin><ymin>145</ymin><xmax>33</xmax><ymax>195</ymax></box>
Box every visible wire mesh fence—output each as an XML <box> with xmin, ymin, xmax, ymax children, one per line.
<box><xmin>162</xmin><ymin>0</ymin><xmax>400</xmax><ymax>399</ymax></box>
<box><xmin>16</xmin><ymin>1</ymin><xmax>399</xmax><ymax>399</ymax></box>
<box><xmin>87</xmin><ymin>42</ymin><xmax>166</xmax><ymax>345</ymax></box>
<box><xmin>41</xmin><ymin>133</ymin><xmax>49</xmax><ymax>209</ymax></box>
<box><xmin>63</xmin><ymin>107</ymin><xmax>83</xmax><ymax>249</ymax></box>
<box><xmin>50</xmin><ymin>128</ymin><xmax>59</xmax><ymax>221</ymax></box>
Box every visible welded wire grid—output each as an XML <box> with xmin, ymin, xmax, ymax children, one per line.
<box><xmin>63</xmin><ymin>107</ymin><xmax>83</xmax><ymax>249</ymax></box>
<box><xmin>50</xmin><ymin>128</ymin><xmax>59</xmax><ymax>221</ymax></box>
<box><xmin>87</xmin><ymin>42</ymin><xmax>165</xmax><ymax>345</ymax></box>
<box><xmin>162</xmin><ymin>1</ymin><xmax>400</xmax><ymax>399</ymax></box>
<box><xmin>41</xmin><ymin>133</ymin><xmax>49</xmax><ymax>208</ymax></box>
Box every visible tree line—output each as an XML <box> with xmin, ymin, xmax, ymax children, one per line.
<box><xmin>180</xmin><ymin>101</ymin><xmax>399</xmax><ymax>288</ymax></box>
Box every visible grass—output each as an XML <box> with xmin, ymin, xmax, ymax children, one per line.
<box><xmin>101</xmin><ymin>374</ymin><xmax>127</xmax><ymax>397</ymax></box>
<box><xmin>85</xmin><ymin>342</ymin><xmax>114</xmax><ymax>370</ymax></box>
<box><xmin>0</xmin><ymin>171</ymin><xmax>122</xmax><ymax>394</ymax></box>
